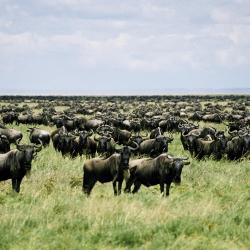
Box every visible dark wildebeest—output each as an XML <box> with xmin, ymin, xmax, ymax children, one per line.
<box><xmin>76</xmin><ymin>130</ymin><xmax>97</xmax><ymax>158</ymax></box>
<box><xmin>194</xmin><ymin>131</ymin><xmax>227</xmax><ymax>160</ymax></box>
<box><xmin>28</xmin><ymin>127</ymin><xmax>50</xmax><ymax>147</ymax></box>
<box><xmin>112</xmin><ymin>128</ymin><xmax>131</xmax><ymax>145</ymax></box>
<box><xmin>94</xmin><ymin>134</ymin><xmax>116</xmax><ymax>156</ymax></box>
<box><xmin>0</xmin><ymin>142</ymin><xmax>42</xmax><ymax>192</ymax></box>
<box><xmin>181</xmin><ymin>127</ymin><xmax>216</xmax><ymax>156</ymax></box>
<box><xmin>0</xmin><ymin>135</ymin><xmax>10</xmax><ymax>153</ymax></box>
<box><xmin>124</xmin><ymin>154</ymin><xmax>190</xmax><ymax>196</ymax></box>
<box><xmin>0</xmin><ymin>128</ymin><xmax>23</xmax><ymax>144</ymax></box>
<box><xmin>125</xmin><ymin>153</ymin><xmax>190</xmax><ymax>195</ymax></box>
<box><xmin>83</xmin><ymin>143</ymin><xmax>139</xmax><ymax>196</ymax></box>
<box><xmin>225</xmin><ymin>130</ymin><xmax>249</xmax><ymax>160</ymax></box>
<box><xmin>139</xmin><ymin>135</ymin><xmax>173</xmax><ymax>157</ymax></box>
<box><xmin>51</xmin><ymin>126</ymin><xmax>67</xmax><ymax>151</ymax></box>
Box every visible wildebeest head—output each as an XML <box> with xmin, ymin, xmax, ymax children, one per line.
<box><xmin>169</xmin><ymin>157</ymin><xmax>190</xmax><ymax>185</ymax></box>
<box><xmin>155</xmin><ymin>135</ymin><xmax>173</xmax><ymax>152</ymax></box>
<box><xmin>116</xmin><ymin>142</ymin><xmax>139</xmax><ymax>168</ymax></box>
<box><xmin>157</xmin><ymin>154</ymin><xmax>190</xmax><ymax>184</ymax></box>
<box><xmin>95</xmin><ymin>135</ymin><xmax>112</xmax><ymax>153</ymax></box>
<box><xmin>79</xmin><ymin>130</ymin><xmax>93</xmax><ymax>145</ymax></box>
<box><xmin>16</xmin><ymin>140</ymin><xmax>42</xmax><ymax>172</ymax></box>
<box><xmin>215</xmin><ymin>131</ymin><xmax>228</xmax><ymax>150</ymax></box>
<box><xmin>116</xmin><ymin>143</ymin><xmax>139</xmax><ymax>181</ymax></box>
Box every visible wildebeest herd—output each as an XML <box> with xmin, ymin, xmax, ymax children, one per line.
<box><xmin>0</xmin><ymin>95</ymin><xmax>249</xmax><ymax>196</ymax></box>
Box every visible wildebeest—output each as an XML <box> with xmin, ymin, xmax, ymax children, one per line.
<box><xmin>139</xmin><ymin>135</ymin><xmax>173</xmax><ymax>157</ymax></box>
<box><xmin>28</xmin><ymin>127</ymin><xmax>50</xmax><ymax>146</ymax></box>
<box><xmin>112</xmin><ymin>127</ymin><xmax>131</xmax><ymax>145</ymax></box>
<box><xmin>83</xmin><ymin>143</ymin><xmax>139</xmax><ymax>196</ymax></box>
<box><xmin>0</xmin><ymin>135</ymin><xmax>10</xmax><ymax>153</ymax></box>
<box><xmin>225</xmin><ymin>130</ymin><xmax>249</xmax><ymax>160</ymax></box>
<box><xmin>194</xmin><ymin>132</ymin><xmax>227</xmax><ymax>160</ymax></box>
<box><xmin>51</xmin><ymin>127</ymin><xmax>76</xmax><ymax>157</ymax></box>
<box><xmin>77</xmin><ymin>130</ymin><xmax>97</xmax><ymax>158</ymax></box>
<box><xmin>0</xmin><ymin>127</ymin><xmax>23</xmax><ymax>144</ymax></box>
<box><xmin>181</xmin><ymin>127</ymin><xmax>217</xmax><ymax>156</ymax></box>
<box><xmin>0</xmin><ymin>142</ymin><xmax>42</xmax><ymax>192</ymax></box>
<box><xmin>94</xmin><ymin>134</ymin><xmax>116</xmax><ymax>156</ymax></box>
<box><xmin>124</xmin><ymin>154</ymin><xmax>190</xmax><ymax>196</ymax></box>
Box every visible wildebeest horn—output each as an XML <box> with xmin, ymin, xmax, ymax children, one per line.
<box><xmin>239</xmin><ymin>130</ymin><xmax>248</xmax><ymax>137</ymax></box>
<box><xmin>33</xmin><ymin>139</ymin><xmax>43</xmax><ymax>152</ymax></box>
<box><xmin>178</xmin><ymin>123</ymin><xmax>184</xmax><ymax>129</ymax></box>
<box><xmin>228</xmin><ymin>130</ymin><xmax>237</xmax><ymax>135</ymax></box>
<box><xmin>128</xmin><ymin>142</ymin><xmax>139</xmax><ymax>152</ymax></box>
<box><xmin>16</xmin><ymin>144</ymin><xmax>24</xmax><ymax>151</ymax></box>
<box><xmin>15</xmin><ymin>138</ymin><xmax>22</xmax><ymax>145</ymax></box>
<box><xmin>94</xmin><ymin>135</ymin><xmax>100</xmax><ymax>141</ymax></box>
<box><xmin>97</xmin><ymin>125</ymin><xmax>114</xmax><ymax>134</ymax></box>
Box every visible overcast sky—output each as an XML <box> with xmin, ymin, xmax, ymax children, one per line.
<box><xmin>0</xmin><ymin>0</ymin><xmax>250</xmax><ymax>94</ymax></box>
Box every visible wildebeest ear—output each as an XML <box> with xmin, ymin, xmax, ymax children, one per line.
<box><xmin>184</xmin><ymin>161</ymin><xmax>190</xmax><ymax>166</ymax></box>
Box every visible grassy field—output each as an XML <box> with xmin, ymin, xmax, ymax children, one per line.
<box><xmin>0</xmin><ymin>123</ymin><xmax>249</xmax><ymax>250</ymax></box>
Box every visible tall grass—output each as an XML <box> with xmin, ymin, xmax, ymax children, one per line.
<box><xmin>0</xmin><ymin>123</ymin><xmax>249</xmax><ymax>249</ymax></box>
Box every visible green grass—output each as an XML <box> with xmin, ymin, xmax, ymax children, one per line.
<box><xmin>0</xmin><ymin>123</ymin><xmax>249</xmax><ymax>250</ymax></box>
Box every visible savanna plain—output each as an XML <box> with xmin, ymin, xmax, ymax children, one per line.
<box><xmin>0</xmin><ymin>97</ymin><xmax>249</xmax><ymax>250</ymax></box>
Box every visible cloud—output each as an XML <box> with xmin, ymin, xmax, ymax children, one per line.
<box><xmin>0</xmin><ymin>0</ymin><xmax>250</xmax><ymax>91</ymax></box>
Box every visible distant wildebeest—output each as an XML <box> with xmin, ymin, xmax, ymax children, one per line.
<box><xmin>112</xmin><ymin>127</ymin><xmax>131</xmax><ymax>145</ymax></box>
<box><xmin>83</xmin><ymin>143</ymin><xmax>139</xmax><ymax>196</ymax></box>
<box><xmin>180</xmin><ymin>127</ymin><xmax>216</xmax><ymax>156</ymax></box>
<box><xmin>124</xmin><ymin>154</ymin><xmax>190</xmax><ymax>196</ymax></box>
<box><xmin>94</xmin><ymin>134</ymin><xmax>116</xmax><ymax>156</ymax></box>
<box><xmin>139</xmin><ymin>135</ymin><xmax>173</xmax><ymax>157</ymax></box>
<box><xmin>28</xmin><ymin>127</ymin><xmax>50</xmax><ymax>147</ymax></box>
<box><xmin>0</xmin><ymin>127</ymin><xmax>23</xmax><ymax>144</ymax></box>
<box><xmin>194</xmin><ymin>132</ymin><xmax>227</xmax><ymax>160</ymax></box>
<box><xmin>0</xmin><ymin>141</ymin><xmax>42</xmax><ymax>192</ymax></box>
<box><xmin>225</xmin><ymin>130</ymin><xmax>250</xmax><ymax>160</ymax></box>
<box><xmin>77</xmin><ymin>130</ymin><xmax>96</xmax><ymax>158</ymax></box>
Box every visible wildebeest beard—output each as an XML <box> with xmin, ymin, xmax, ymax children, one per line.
<box><xmin>117</xmin><ymin>148</ymin><xmax>131</xmax><ymax>181</ymax></box>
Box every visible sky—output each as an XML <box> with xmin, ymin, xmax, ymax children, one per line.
<box><xmin>0</xmin><ymin>0</ymin><xmax>250</xmax><ymax>95</ymax></box>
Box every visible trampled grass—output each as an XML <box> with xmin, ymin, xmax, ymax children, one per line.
<box><xmin>0</xmin><ymin>124</ymin><xmax>249</xmax><ymax>250</ymax></box>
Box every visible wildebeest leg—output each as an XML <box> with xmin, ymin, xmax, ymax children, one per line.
<box><xmin>124</xmin><ymin>176</ymin><xmax>135</xmax><ymax>193</ymax></box>
<box><xmin>83</xmin><ymin>173</ymin><xmax>96</xmax><ymax>196</ymax></box>
<box><xmin>84</xmin><ymin>179</ymin><xmax>96</xmax><ymax>196</ymax></box>
<box><xmin>113</xmin><ymin>181</ymin><xmax>118</xmax><ymax>196</ymax></box>
<box><xmin>165</xmin><ymin>182</ymin><xmax>171</xmax><ymax>196</ymax></box>
<box><xmin>12</xmin><ymin>178</ymin><xmax>22</xmax><ymax>193</ymax></box>
<box><xmin>117</xmin><ymin>181</ymin><xmax>123</xmax><ymax>195</ymax></box>
<box><xmin>132</xmin><ymin>180</ymin><xmax>141</xmax><ymax>194</ymax></box>
<box><xmin>160</xmin><ymin>181</ymin><xmax>164</xmax><ymax>195</ymax></box>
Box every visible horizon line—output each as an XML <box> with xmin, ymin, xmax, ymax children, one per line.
<box><xmin>1</xmin><ymin>87</ymin><xmax>250</xmax><ymax>96</ymax></box>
